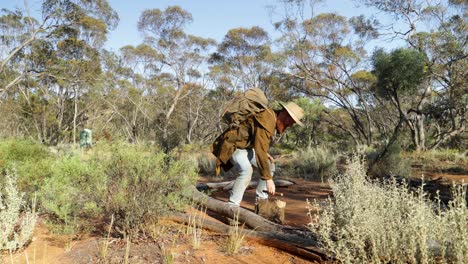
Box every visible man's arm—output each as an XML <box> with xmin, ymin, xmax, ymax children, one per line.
<box><xmin>254</xmin><ymin>127</ymin><xmax>273</xmax><ymax>180</ymax></box>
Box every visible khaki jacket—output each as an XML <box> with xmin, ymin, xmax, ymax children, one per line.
<box><xmin>212</xmin><ymin>108</ymin><xmax>276</xmax><ymax>180</ymax></box>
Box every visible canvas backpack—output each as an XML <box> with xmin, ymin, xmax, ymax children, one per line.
<box><xmin>221</xmin><ymin>88</ymin><xmax>269</xmax><ymax>128</ymax></box>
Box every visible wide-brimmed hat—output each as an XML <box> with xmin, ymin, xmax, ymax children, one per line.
<box><xmin>279</xmin><ymin>102</ymin><xmax>305</xmax><ymax>127</ymax></box>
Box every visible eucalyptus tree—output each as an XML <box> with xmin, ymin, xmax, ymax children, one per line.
<box><xmin>372</xmin><ymin>48</ymin><xmax>428</xmax><ymax>153</ymax></box>
<box><xmin>0</xmin><ymin>0</ymin><xmax>118</xmax><ymax>143</ymax></box>
<box><xmin>97</xmin><ymin>45</ymin><xmax>161</xmax><ymax>143</ymax></box>
<box><xmin>209</xmin><ymin>26</ymin><xmax>285</xmax><ymax>98</ymax></box>
<box><xmin>137</xmin><ymin>6</ymin><xmax>215</xmax><ymax>151</ymax></box>
<box><xmin>354</xmin><ymin>0</ymin><xmax>467</xmax><ymax>150</ymax></box>
<box><xmin>409</xmin><ymin>0</ymin><xmax>467</xmax><ymax>149</ymax></box>
<box><xmin>273</xmin><ymin>0</ymin><xmax>381</xmax><ymax>146</ymax></box>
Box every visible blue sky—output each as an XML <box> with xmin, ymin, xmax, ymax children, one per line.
<box><xmin>104</xmin><ymin>0</ymin><xmax>389</xmax><ymax>51</ymax></box>
<box><xmin>4</xmin><ymin>0</ymin><xmax>403</xmax><ymax>51</ymax></box>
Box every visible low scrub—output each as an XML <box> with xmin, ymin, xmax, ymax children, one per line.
<box><xmin>367</xmin><ymin>142</ymin><xmax>411</xmax><ymax>178</ymax></box>
<box><xmin>0</xmin><ymin>139</ymin><xmax>52</xmax><ymax>195</ymax></box>
<box><xmin>308</xmin><ymin>156</ymin><xmax>467</xmax><ymax>263</ymax></box>
<box><xmin>408</xmin><ymin>149</ymin><xmax>468</xmax><ymax>172</ymax></box>
<box><xmin>98</xmin><ymin>143</ymin><xmax>198</xmax><ymax>237</ymax></box>
<box><xmin>0</xmin><ymin>139</ymin><xmax>49</xmax><ymax>166</ymax></box>
<box><xmin>291</xmin><ymin>146</ymin><xmax>337</xmax><ymax>181</ymax></box>
<box><xmin>196</xmin><ymin>154</ymin><xmax>217</xmax><ymax>176</ymax></box>
<box><xmin>2</xmin><ymin>139</ymin><xmax>199</xmax><ymax>237</ymax></box>
<box><xmin>0</xmin><ymin>170</ymin><xmax>37</xmax><ymax>251</ymax></box>
<box><xmin>39</xmin><ymin>155</ymin><xmax>105</xmax><ymax>233</ymax></box>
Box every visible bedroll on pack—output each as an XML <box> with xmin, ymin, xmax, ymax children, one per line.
<box><xmin>222</xmin><ymin>88</ymin><xmax>269</xmax><ymax>128</ymax></box>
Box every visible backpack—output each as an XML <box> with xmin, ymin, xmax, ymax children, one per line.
<box><xmin>211</xmin><ymin>88</ymin><xmax>270</xmax><ymax>175</ymax></box>
<box><xmin>222</xmin><ymin>88</ymin><xmax>269</xmax><ymax>128</ymax></box>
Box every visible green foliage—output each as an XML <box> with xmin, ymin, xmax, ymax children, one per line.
<box><xmin>0</xmin><ymin>139</ymin><xmax>52</xmax><ymax>198</ymax></box>
<box><xmin>290</xmin><ymin>146</ymin><xmax>337</xmax><ymax>181</ymax></box>
<box><xmin>372</xmin><ymin>48</ymin><xmax>427</xmax><ymax>98</ymax></box>
<box><xmin>367</xmin><ymin>142</ymin><xmax>412</xmax><ymax>178</ymax></box>
<box><xmin>39</xmin><ymin>155</ymin><xmax>105</xmax><ymax>233</ymax></box>
<box><xmin>0</xmin><ymin>139</ymin><xmax>49</xmax><ymax>166</ymax></box>
<box><xmin>2</xmin><ymin>139</ymin><xmax>198</xmax><ymax>236</ymax></box>
<box><xmin>408</xmin><ymin>149</ymin><xmax>468</xmax><ymax>172</ymax></box>
<box><xmin>196</xmin><ymin>154</ymin><xmax>217</xmax><ymax>176</ymax></box>
<box><xmin>308</xmin><ymin>156</ymin><xmax>468</xmax><ymax>263</ymax></box>
<box><xmin>0</xmin><ymin>170</ymin><xmax>37</xmax><ymax>251</ymax></box>
<box><xmin>285</xmin><ymin>98</ymin><xmax>326</xmax><ymax>148</ymax></box>
<box><xmin>94</xmin><ymin>142</ymin><xmax>198</xmax><ymax>236</ymax></box>
<box><xmin>269</xmin><ymin>144</ymin><xmax>295</xmax><ymax>155</ymax></box>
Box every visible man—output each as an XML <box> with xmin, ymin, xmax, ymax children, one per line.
<box><xmin>212</xmin><ymin>94</ymin><xmax>305</xmax><ymax>206</ymax></box>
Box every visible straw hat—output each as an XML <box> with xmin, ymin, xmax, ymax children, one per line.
<box><xmin>279</xmin><ymin>102</ymin><xmax>305</xmax><ymax>127</ymax></box>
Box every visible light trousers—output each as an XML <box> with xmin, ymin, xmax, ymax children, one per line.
<box><xmin>228</xmin><ymin>148</ymin><xmax>275</xmax><ymax>206</ymax></box>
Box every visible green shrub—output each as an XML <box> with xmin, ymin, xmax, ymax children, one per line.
<box><xmin>269</xmin><ymin>143</ymin><xmax>295</xmax><ymax>155</ymax></box>
<box><xmin>5</xmin><ymin>140</ymin><xmax>198</xmax><ymax>237</ymax></box>
<box><xmin>39</xmin><ymin>155</ymin><xmax>105</xmax><ymax>233</ymax></box>
<box><xmin>16</xmin><ymin>158</ymin><xmax>53</xmax><ymax>196</ymax></box>
<box><xmin>367</xmin><ymin>142</ymin><xmax>411</xmax><ymax>178</ymax></box>
<box><xmin>0</xmin><ymin>170</ymin><xmax>37</xmax><ymax>251</ymax></box>
<box><xmin>0</xmin><ymin>139</ymin><xmax>49</xmax><ymax>165</ymax></box>
<box><xmin>291</xmin><ymin>146</ymin><xmax>337</xmax><ymax>181</ymax></box>
<box><xmin>409</xmin><ymin>149</ymin><xmax>468</xmax><ymax>171</ymax></box>
<box><xmin>0</xmin><ymin>139</ymin><xmax>53</xmax><ymax>201</ymax></box>
<box><xmin>95</xmin><ymin>143</ymin><xmax>198</xmax><ymax>237</ymax></box>
<box><xmin>308</xmin><ymin>156</ymin><xmax>467</xmax><ymax>263</ymax></box>
<box><xmin>425</xmin><ymin>149</ymin><xmax>466</xmax><ymax>163</ymax></box>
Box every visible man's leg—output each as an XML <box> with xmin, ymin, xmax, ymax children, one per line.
<box><xmin>228</xmin><ymin>149</ymin><xmax>253</xmax><ymax>206</ymax></box>
<box><xmin>248</xmin><ymin>149</ymin><xmax>275</xmax><ymax>201</ymax></box>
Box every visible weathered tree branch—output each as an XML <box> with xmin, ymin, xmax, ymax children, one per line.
<box><xmin>196</xmin><ymin>179</ymin><xmax>295</xmax><ymax>191</ymax></box>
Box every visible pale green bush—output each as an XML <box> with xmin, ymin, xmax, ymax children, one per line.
<box><xmin>95</xmin><ymin>143</ymin><xmax>198</xmax><ymax>237</ymax></box>
<box><xmin>291</xmin><ymin>146</ymin><xmax>337</xmax><ymax>181</ymax></box>
<box><xmin>0</xmin><ymin>170</ymin><xmax>37</xmax><ymax>251</ymax></box>
<box><xmin>409</xmin><ymin>149</ymin><xmax>468</xmax><ymax>172</ymax></box>
<box><xmin>0</xmin><ymin>139</ymin><xmax>52</xmax><ymax>196</ymax></box>
<box><xmin>39</xmin><ymin>155</ymin><xmax>105</xmax><ymax>233</ymax></box>
<box><xmin>1</xmin><ymin>140</ymin><xmax>198</xmax><ymax>237</ymax></box>
<box><xmin>308</xmin><ymin>156</ymin><xmax>467</xmax><ymax>263</ymax></box>
<box><xmin>0</xmin><ymin>139</ymin><xmax>49</xmax><ymax>166</ymax></box>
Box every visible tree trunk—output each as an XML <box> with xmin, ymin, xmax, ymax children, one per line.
<box><xmin>196</xmin><ymin>179</ymin><xmax>295</xmax><ymax>191</ymax></box>
<box><xmin>416</xmin><ymin>114</ymin><xmax>425</xmax><ymax>151</ymax></box>
<box><xmin>73</xmin><ymin>86</ymin><xmax>78</xmax><ymax>145</ymax></box>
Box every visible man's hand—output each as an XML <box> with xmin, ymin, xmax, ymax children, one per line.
<box><xmin>266</xmin><ymin>179</ymin><xmax>275</xmax><ymax>195</ymax></box>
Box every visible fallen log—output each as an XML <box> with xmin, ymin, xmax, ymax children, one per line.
<box><xmin>168</xmin><ymin>212</ymin><xmax>329</xmax><ymax>262</ymax></box>
<box><xmin>196</xmin><ymin>179</ymin><xmax>295</xmax><ymax>191</ymax></box>
<box><xmin>184</xmin><ymin>186</ymin><xmax>322</xmax><ymax>247</ymax></box>
<box><xmin>181</xmin><ymin>186</ymin><xmax>332</xmax><ymax>261</ymax></box>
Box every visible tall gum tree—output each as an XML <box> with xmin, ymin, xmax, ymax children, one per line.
<box><xmin>209</xmin><ymin>26</ymin><xmax>284</xmax><ymax>98</ymax></box>
<box><xmin>0</xmin><ymin>0</ymin><xmax>118</xmax><ymax>143</ymax></box>
<box><xmin>273</xmin><ymin>0</ymin><xmax>381</xmax><ymax>146</ymax></box>
<box><xmin>137</xmin><ymin>6</ymin><xmax>215</xmax><ymax>151</ymax></box>
<box><xmin>353</xmin><ymin>0</ymin><xmax>467</xmax><ymax>150</ymax></box>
